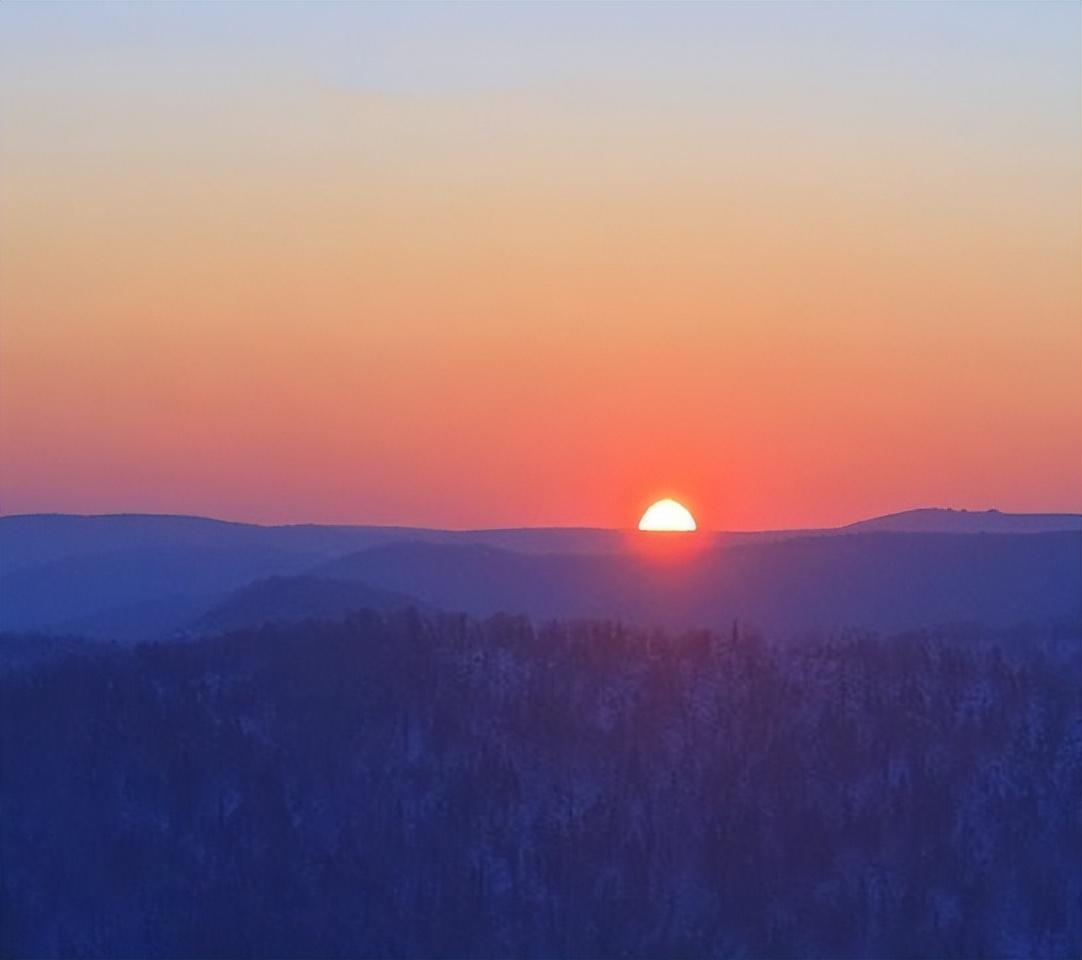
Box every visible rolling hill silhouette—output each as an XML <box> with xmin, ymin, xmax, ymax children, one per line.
<box><xmin>192</xmin><ymin>575</ymin><xmax>426</xmax><ymax>635</ymax></box>
<box><xmin>316</xmin><ymin>532</ymin><xmax>1080</xmax><ymax>635</ymax></box>
<box><xmin>1</xmin><ymin>510</ymin><xmax>1078</xmax><ymax>640</ymax></box>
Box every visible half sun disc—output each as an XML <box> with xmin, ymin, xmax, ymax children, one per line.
<box><xmin>638</xmin><ymin>499</ymin><xmax>697</xmax><ymax>532</ymax></box>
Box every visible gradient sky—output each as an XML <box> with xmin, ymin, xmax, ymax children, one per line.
<box><xmin>1</xmin><ymin>2</ymin><xmax>1079</xmax><ymax>530</ymax></box>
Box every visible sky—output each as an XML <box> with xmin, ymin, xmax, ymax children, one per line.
<box><xmin>1</xmin><ymin>2</ymin><xmax>1079</xmax><ymax>530</ymax></box>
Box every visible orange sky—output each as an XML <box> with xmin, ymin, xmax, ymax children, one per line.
<box><xmin>1</xmin><ymin>4</ymin><xmax>1079</xmax><ymax>529</ymax></box>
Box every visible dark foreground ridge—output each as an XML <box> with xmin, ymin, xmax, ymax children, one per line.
<box><xmin>2</xmin><ymin>610</ymin><xmax>1078</xmax><ymax>958</ymax></box>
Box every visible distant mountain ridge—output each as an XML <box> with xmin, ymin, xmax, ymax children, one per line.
<box><xmin>0</xmin><ymin>513</ymin><xmax>626</xmax><ymax>576</ymax></box>
<box><xmin>2</xmin><ymin>507</ymin><xmax>1077</xmax><ymax>570</ymax></box>
<box><xmin>841</xmin><ymin>508</ymin><xmax>1082</xmax><ymax>534</ymax></box>
<box><xmin>1</xmin><ymin>508</ymin><xmax>1078</xmax><ymax>641</ymax></box>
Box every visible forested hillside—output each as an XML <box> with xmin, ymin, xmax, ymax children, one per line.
<box><xmin>2</xmin><ymin>612</ymin><xmax>1078</xmax><ymax>958</ymax></box>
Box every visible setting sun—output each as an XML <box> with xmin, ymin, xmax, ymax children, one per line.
<box><xmin>638</xmin><ymin>499</ymin><xmax>697</xmax><ymax>532</ymax></box>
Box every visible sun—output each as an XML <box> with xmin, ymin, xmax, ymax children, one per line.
<box><xmin>638</xmin><ymin>498</ymin><xmax>697</xmax><ymax>532</ymax></box>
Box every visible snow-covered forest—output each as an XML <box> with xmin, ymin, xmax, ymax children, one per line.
<box><xmin>2</xmin><ymin>611</ymin><xmax>1078</xmax><ymax>958</ymax></box>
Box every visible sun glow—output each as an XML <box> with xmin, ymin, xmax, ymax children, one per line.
<box><xmin>638</xmin><ymin>499</ymin><xmax>697</xmax><ymax>532</ymax></box>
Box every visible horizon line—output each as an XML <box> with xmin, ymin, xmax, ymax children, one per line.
<box><xmin>2</xmin><ymin>505</ymin><xmax>1081</xmax><ymax>536</ymax></box>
